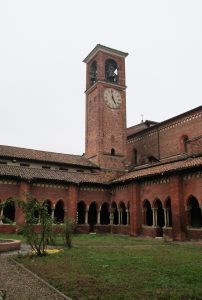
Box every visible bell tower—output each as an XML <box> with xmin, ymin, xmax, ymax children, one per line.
<box><xmin>83</xmin><ymin>44</ymin><xmax>128</xmax><ymax>170</ymax></box>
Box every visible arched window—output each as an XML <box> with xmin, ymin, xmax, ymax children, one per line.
<box><xmin>111</xmin><ymin>148</ymin><xmax>116</xmax><ymax>156</ymax></box>
<box><xmin>105</xmin><ymin>59</ymin><xmax>118</xmax><ymax>83</ymax></box>
<box><xmin>143</xmin><ymin>200</ymin><xmax>153</xmax><ymax>226</ymax></box>
<box><xmin>187</xmin><ymin>196</ymin><xmax>202</xmax><ymax>228</ymax></box>
<box><xmin>100</xmin><ymin>202</ymin><xmax>110</xmax><ymax>225</ymax></box>
<box><xmin>3</xmin><ymin>198</ymin><xmax>15</xmax><ymax>224</ymax></box>
<box><xmin>90</xmin><ymin>61</ymin><xmax>97</xmax><ymax>84</ymax></box>
<box><xmin>77</xmin><ymin>201</ymin><xmax>86</xmax><ymax>224</ymax></box>
<box><xmin>54</xmin><ymin>200</ymin><xmax>65</xmax><ymax>223</ymax></box>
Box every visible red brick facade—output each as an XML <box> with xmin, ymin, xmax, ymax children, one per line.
<box><xmin>0</xmin><ymin>45</ymin><xmax>201</xmax><ymax>240</ymax></box>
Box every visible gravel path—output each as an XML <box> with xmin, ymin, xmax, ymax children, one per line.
<box><xmin>0</xmin><ymin>255</ymin><xmax>69</xmax><ymax>300</ymax></box>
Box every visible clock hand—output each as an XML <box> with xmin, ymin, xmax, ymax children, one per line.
<box><xmin>111</xmin><ymin>90</ymin><xmax>116</xmax><ymax>104</ymax></box>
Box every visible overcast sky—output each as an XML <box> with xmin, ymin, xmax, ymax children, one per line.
<box><xmin>0</xmin><ymin>1</ymin><xmax>201</xmax><ymax>155</ymax></box>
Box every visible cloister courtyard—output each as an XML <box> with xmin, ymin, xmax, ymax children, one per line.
<box><xmin>0</xmin><ymin>233</ymin><xmax>202</xmax><ymax>300</ymax></box>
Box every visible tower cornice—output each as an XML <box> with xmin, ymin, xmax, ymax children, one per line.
<box><xmin>83</xmin><ymin>44</ymin><xmax>128</xmax><ymax>64</ymax></box>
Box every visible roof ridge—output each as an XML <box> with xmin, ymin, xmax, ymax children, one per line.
<box><xmin>0</xmin><ymin>144</ymin><xmax>83</xmax><ymax>158</ymax></box>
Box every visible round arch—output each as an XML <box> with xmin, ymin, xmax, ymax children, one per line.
<box><xmin>105</xmin><ymin>59</ymin><xmax>118</xmax><ymax>83</ymax></box>
<box><xmin>90</xmin><ymin>60</ymin><xmax>97</xmax><ymax>84</ymax></box>
<box><xmin>187</xmin><ymin>196</ymin><xmax>202</xmax><ymax>228</ymax></box>
<box><xmin>143</xmin><ymin>199</ymin><xmax>153</xmax><ymax>226</ymax></box>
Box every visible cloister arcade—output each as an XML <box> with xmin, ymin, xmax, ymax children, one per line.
<box><xmin>142</xmin><ymin>198</ymin><xmax>173</xmax><ymax>228</ymax></box>
<box><xmin>42</xmin><ymin>199</ymin><xmax>65</xmax><ymax>223</ymax></box>
<box><xmin>186</xmin><ymin>195</ymin><xmax>202</xmax><ymax>228</ymax></box>
<box><xmin>0</xmin><ymin>198</ymin><xmax>65</xmax><ymax>224</ymax></box>
<box><xmin>0</xmin><ymin>196</ymin><xmax>201</xmax><ymax>234</ymax></box>
<box><xmin>76</xmin><ymin>201</ymin><xmax>130</xmax><ymax>226</ymax></box>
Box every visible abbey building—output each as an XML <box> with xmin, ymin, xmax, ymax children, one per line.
<box><xmin>0</xmin><ymin>45</ymin><xmax>201</xmax><ymax>240</ymax></box>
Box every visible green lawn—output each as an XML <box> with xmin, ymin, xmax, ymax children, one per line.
<box><xmin>2</xmin><ymin>233</ymin><xmax>202</xmax><ymax>300</ymax></box>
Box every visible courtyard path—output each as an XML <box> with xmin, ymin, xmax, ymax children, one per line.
<box><xmin>0</xmin><ymin>255</ymin><xmax>69</xmax><ymax>300</ymax></box>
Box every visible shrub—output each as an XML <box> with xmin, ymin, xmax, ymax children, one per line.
<box><xmin>61</xmin><ymin>218</ymin><xmax>75</xmax><ymax>249</ymax></box>
<box><xmin>19</xmin><ymin>196</ymin><xmax>53</xmax><ymax>256</ymax></box>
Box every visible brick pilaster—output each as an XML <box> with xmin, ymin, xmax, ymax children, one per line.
<box><xmin>67</xmin><ymin>184</ymin><xmax>78</xmax><ymax>222</ymax></box>
<box><xmin>169</xmin><ymin>175</ymin><xmax>187</xmax><ymax>241</ymax></box>
<box><xmin>129</xmin><ymin>182</ymin><xmax>141</xmax><ymax>236</ymax></box>
<box><xmin>16</xmin><ymin>181</ymin><xmax>30</xmax><ymax>226</ymax></box>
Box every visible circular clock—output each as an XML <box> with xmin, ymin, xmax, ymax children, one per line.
<box><xmin>103</xmin><ymin>88</ymin><xmax>122</xmax><ymax>109</ymax></box>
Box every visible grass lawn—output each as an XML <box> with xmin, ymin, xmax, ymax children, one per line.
<box><xmin>2</xmin><ymin>233</ymin><xmax>202</xmax><ymax>300</ymax></box>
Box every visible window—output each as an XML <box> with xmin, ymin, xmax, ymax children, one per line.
<box><xmin>42</xmin><ymin>165</ymin><xmax>51</xmax><ymax>169</ymax></box>
<box><xmin>59</xmin><ymin>167</ymin><xmax>68</xmax><ymax>171</ymax></box>
<box><xmin>183</xmin><ymin>136</ymin><xmax>189</xmax><ymax>153</ymax></box>
<box><xmin>105</xmin><ymin>59</ymin><xmax>118</xmax><ymax>83</ymax></box>
<box><xmin>20</xmin><ymin>163</ymin><xmax>30</xmax><ymax>167</ymax></box>
<box><xmin>111</xmin><ymin>148</ymin><xmax>116</xmax><ymax>156</ymax></box>
<box><xmin>180</xmin><ymin>135</ymin><xmax>189</xmax><ymax>153</ymax></box>
<box><xmin>90</xmin><ymin>61</ymin><xmax>97</xmax><ymax>84</ymax></box>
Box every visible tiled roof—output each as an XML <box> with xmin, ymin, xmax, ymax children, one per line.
<box><xmin>0</xmin><ymin>145</ymin><xmax>96</xmax><ymax>168</ymax></box>
<box><xmin>113</xmin><ymin>156</ymin><xmax>202</xmax><ymax>183</ymax></box>
<box><xmin>127</xmin><ymin>120</ymin><xmax>158</xmax><ymax>137</ymax></box>
<box><xmin>0</xmin><ymin>164</ymin><xmax>116</xmax><ymax>185</ymax></box>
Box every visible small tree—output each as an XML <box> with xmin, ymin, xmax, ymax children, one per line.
<box><xmin>19</xmin><ymin>196</ymin><xmax>53</xmax><ymax>256</ymax></box>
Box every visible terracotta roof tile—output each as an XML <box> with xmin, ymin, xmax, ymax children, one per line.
<box><xmin>0</xmin><ymin>165</ymin><xmax>116</xmax><ymax>185</ymax></box>
<box><xmin>0</xmin><ymin>145</ymin><xmax>96</xmax><ymax>168</ymax></box>
<box><xmin>114</xmin><ymin>156</ymin><xmax>202</xmax><ymax>183</ymax></box>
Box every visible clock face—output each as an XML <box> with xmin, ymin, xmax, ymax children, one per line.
<box><xmin>103</xmin><ymin>88</ymin><xmax>122</xmax><ymax>109</ymax></box>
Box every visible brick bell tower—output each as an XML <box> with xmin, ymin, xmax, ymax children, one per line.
<box><xmin>83</xmin><ymin>44</ymin><xmax>128</xmax><ymax>170</ymax></box>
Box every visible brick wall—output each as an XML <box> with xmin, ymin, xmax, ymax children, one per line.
<box><xmin>127</xmin><ymin>107</ymin><xmax>202</xmax><ymax>165</ymax></box>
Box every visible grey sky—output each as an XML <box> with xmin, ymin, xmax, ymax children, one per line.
<box><xmin>0</xmin><ymin>1</ymin><xmax>201</xmax><ymax>155</ymax></box>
